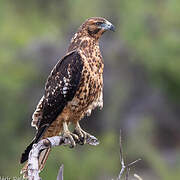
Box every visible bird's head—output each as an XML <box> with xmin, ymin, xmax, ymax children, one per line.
<box><xmin>81</xmin><ymin>17</ymin><xmax>115</xmax><ymax>40</ymax></box>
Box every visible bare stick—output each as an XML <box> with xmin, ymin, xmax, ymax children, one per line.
<box><xmin>25</xmin><ymin>134</ymin><xmax>99</xmax><ymax>180</ymax></box>
<box><xmin>125</xmin><ymin>168</ymin><xmax>130</xmax><ymax>180</ymax></box>
<box><xmin>117</xmin><ymin>131</ymin><xmax>141</xmax><ymax>180</ymax></box>
<box><xmin>127</xmin><ymin>159</ymin><xmax>141</xmax><ymax>168</ymax></box>
<box><xmin>57</xmin><ymin>164</ymin><xmax>64</xmax><ymax>180</ymax></box>
<box><xmin>134</xmin><ymin>174</ymin><xmax>143</xmax><ymax>180</ymax></box>
<box><xmin>117</xmin><ymin>130</ymin><xmax>126</xmax><ymax>179</ymax></box>
<box><xmin>27</xmin><ymin>136</ymin><xmax>68</xmax><ymax>180</ymax></box>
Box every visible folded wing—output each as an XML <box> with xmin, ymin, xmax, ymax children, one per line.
<box><xmin>20</xmin><ymin>50</ymin><xmax>83</xmax><ymax>163</ymax></box>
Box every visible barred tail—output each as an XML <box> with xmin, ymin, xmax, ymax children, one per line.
<box><xmin>20</xmin><ymin>125</ymin><xmax>48</xmax><ymax>164</ymax></box>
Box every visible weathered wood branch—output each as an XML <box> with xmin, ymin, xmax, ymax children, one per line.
<box><xmin>116</xmin><ymin>131</ymin><xmax>141</xmax><ymax>180</ymax></box>
<box><xmin>26</xmin><ymin>134</ymin><xmax>99</xmax><ymax>180</ymax></box>
<box><xmin>57</xmin><ymin>164</ymin><xmax>64</xmax><ymax>180</ymax></box>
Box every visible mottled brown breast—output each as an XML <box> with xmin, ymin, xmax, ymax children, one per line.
<box><xmin>67</xmin><ymin>38</ymin><xmax>104</xmax><ymax>122</ymax></box>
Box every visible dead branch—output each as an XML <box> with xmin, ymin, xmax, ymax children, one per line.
<box><xmin>26</xmin><ymin>134</ymin><xmax>99</xmax><ymax>180</ymax></box>
<box><xmin>134</xmin><ymin>174</ymin><xmax>143</xmax><ymax>180</ymax></box>
<box><xmin>125</xmin><ymin>168</ymin><xmax>130</xmax><ymax>180</ymax></box>
<box><xmin>117</xmin><ymin>131</ymin><xmax>141</xmax><ymax>180</ymax></box>
<box><xmin>117</xmin><ymin>131</ymin><xmax>126</xmax><ymax>179</ymax></box>
<box><xmin>57</xmin><ymin>164</ymin><xmax>64</xmax><ymax>180</ymax></box>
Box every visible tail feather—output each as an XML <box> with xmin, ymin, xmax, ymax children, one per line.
<box><xmin>20</xmin><ymin>125</ymin><xmax>48</xmax><ymax>164</ymax></box>
<box><xmin>20</xmin><ymin>140</ymin><xmax>34</xmax><ymax>164</ymax></box>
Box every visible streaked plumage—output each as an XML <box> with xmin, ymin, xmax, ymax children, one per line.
<box><xmin>20</xmin><ymin>17</ymin><xmax>115</xmax><ymax>174</ymax></box>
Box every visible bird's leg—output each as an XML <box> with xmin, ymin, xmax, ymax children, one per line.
<box><xmin>73</xmin><ymin>122</ymin><xmax>99</xmax><ymax>145</ymax></box>
<box><xmin>62</xmin><ymin>121</ymin><xmax>79</xmax><ymax>148</ymax></box>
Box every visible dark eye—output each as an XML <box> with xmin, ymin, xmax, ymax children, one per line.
<box><xmin>95</xmin><ymin>22</ymin><xmax>102</xmax><ymax>26</ymax></box>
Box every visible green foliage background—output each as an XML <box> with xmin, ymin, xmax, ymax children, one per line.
<box><xmin>0</xmin><ymin>0</ymin><xmax>180</xmax><ymax>179</ymax></box>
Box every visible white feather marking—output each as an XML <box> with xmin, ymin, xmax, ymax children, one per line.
<box><xmin>85</xmin><ymin>90</ymin><xmax>103</xmax><ymax>116</ymax></box>
<box><xmin>67</xmin><ymin>70</ymin><xmax>71</xmax><ymax>76</ymax></box>
<box><xmin>71</xmin><ymin>33</ymin><xmax>78</xmax><ymax>43</ymax></box>
<box><xmin>98</xmin><ymin>91</ymin><xmax>103</xmax><ymax>109</ymax></box>
<box><xmin>86</xmin><ymin>109</ymin><xmax>92</xmax><ymax>116</ymax></box>
<box><xmin>31</xmin><ymin>96</ymin><xmax>44</xmax><ymax>129</ymax></box>
<box><xmin>63</xmin><ymin>87</ymin><xmax>68</xmax><ymax>91</ymax></box>
<box><xmin>63</xmin><ymin>77</ymin><xmax>67</xmax><ymax>83</ymax></box>
<box><xmin>63</xmin><ymin>77</ymin><xmax>70</xmax><ymax>84</ymax></box>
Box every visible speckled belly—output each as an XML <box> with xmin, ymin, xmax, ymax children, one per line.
<box><xmin>67</xmin><ymin>70</ymin><xmax>103</xmax><ymax>120</ymax></box>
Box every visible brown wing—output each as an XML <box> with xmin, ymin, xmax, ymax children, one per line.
<box><xmin>20</xmin><ymin>50</ymin><xmax>83</xmax><ymax>163</ymax></box>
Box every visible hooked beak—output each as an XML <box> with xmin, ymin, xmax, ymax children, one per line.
<box><xmin>101</xmin><ymin>20</ymin><xmax>115</xmax><ymax>32</ymax></box>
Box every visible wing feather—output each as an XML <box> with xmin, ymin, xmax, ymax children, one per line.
<box><xmin>20</xmin><ymin>50</ymin><xmax>83</xmax><ymax>164</ymax></box>
<box><xmin>39</xmin><ymin>50</ymin><xmax>83</xmax><ymax>128</ymax></box>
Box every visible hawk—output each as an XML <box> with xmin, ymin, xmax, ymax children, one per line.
<box><xmin>20</xmin><ymin>17</ymin><xmax>115</xmax><ymax>173</ymax></box>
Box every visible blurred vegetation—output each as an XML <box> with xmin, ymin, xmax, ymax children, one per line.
<box><xmin>0</xmin><ymin>0</ymin><xmax>180</xmax><ymax>179</ymax></box>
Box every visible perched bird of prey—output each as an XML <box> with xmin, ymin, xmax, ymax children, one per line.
<box><xmin>20</xmin><ymin>17</ymin><xmax>115</xmax><ymax>173</ymax></box>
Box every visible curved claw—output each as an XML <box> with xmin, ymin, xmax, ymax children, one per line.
<box><xmin>70</xmin><ymin>133</ymin><xmax>80</xmax><ymax>144</ymax></box>
<box><xmin>73</xmin><ymin>122</ymin><xmax>99</xmax><ymax>146</ymax></box>
<box><xmin>63</xmin><ymin>132</ymin><xmax>76</xmax><ymax>148</ymax></box>
<box><xmin>86</xmin><ymin>134</ymin><xmax>99</xmax><ymax>146</ymax></box>
<box><xmin>73</xmin><ymin>128</ymin><xmax>85</xmax><ymax>145</ymax></box>
<box><xmin>62</xmin><ymin>121</ymin><xmax>79</xmax><ymax>148</ymax></box>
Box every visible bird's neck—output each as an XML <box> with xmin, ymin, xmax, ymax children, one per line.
<box><xmin>68</xmin><ymin>30</ymin><xmax>103</xmax><ymax>70</ymax></box>
<box><xmin>67</xmin><ymin>30</ymin><xmax>100</xmax><ymax>53</ymax></box>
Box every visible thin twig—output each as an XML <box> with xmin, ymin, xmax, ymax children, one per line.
<box><xmin>117</xmin><ymin>131</ymin><xmax>141</xmax><ymax>180</ymax></box>
<box><xmin>127</xmin><ymin>159</ymin><xmax>141</xmax><ymax>168</ymax></box>
<box><xmin>134</xmin><ymin>174</ymin><xmax>143</xmax><ymax>180</ymax></box>
<box><xmin>117</xmin><ymin>130</ymin><xmax>126</xmax><ymax>179</ymax></box>
<box><xmin>125</xmin><ymin>168</ymin><xmax>130</xmax><ymax>180</ymax></box>
<box><xmin>57</xmin><ymin>164</ymin><xmax>64</xmax><ymax>180</ymax></box>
